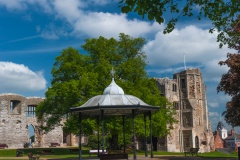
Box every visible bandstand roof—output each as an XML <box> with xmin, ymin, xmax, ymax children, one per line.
<box><xmin>70</xmin><ymin>78</ymin><xmax>159</xmax><ymax>116</ymax></box>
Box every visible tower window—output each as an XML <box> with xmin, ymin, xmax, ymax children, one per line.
<box><xmin>172</xmin><ymin>84</ymin><xmax>177</xmax><ymax>92</ymax></box>
<box><xmin>173</xmin><ymin>102</ymin><xmax>179</xmax><ymax>110</ymax></box>
<box><xmin>181</xmin><ymin>79</ymin><xmax>186</xmax><ymax>88</ymax></box>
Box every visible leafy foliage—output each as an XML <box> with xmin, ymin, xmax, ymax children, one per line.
<box><xmin>217</xmin><ymin>17</ymin><xmax>240</xmax><ymax>126</ymax></box>
<box><xmin>36</xmin><ymin>33</ymin><xmax>176</xmax><ymax>143</ymax></box>
<box><xmin>217</xmin><ymin>54</ymin><xmax>240</xmax><ymax>126</ymax></box>
<box><xmin>119</xmin><ymin>0</ymin><xmax>240</xmax><ymax>47</ymax></box>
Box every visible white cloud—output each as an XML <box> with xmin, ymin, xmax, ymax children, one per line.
<box><xmin>206</xmin><ymin>84</ymin><xmax>231</xmax><ymax>108</ymax></box>
<box><xmin>0</xmin><ymin>0</ymin><xmax>162</xmax><ymax>39</ymax></box>
<box><xmin>202</xmin><ymin>59</ymin><xmax>229</xmax><ymax>82</ymax></box>
<box><xmin>52</xmin><ymin>0</ymin><xmax>83</xmax><ymax>22</ymax></box>
<box><xmin>209</xmin><ymin>112</ymin><xmax>220</xmax><ymax>117</ymax></box>
<box><xmin>0</xmin><ymin>62</ymin><xmax>47</xmax><ymax>92</ymax></box>
<box><xmin>0</xmin><ymin>0</ymin><xmax>51</xmax><ymax>12</ymax></box>
<box><xmin>0</xmin><ymin>0</ymin><xmax>27</xmax><ymax>10</ymax></box>
<box><xmin>39</xmin><ymin>24</ymin><xmax>69</xmax><ymax>40</ymax></box>
<box><xmin>85</xmin><ymin>0</ymin><xmax>112</xmax><ymax>6</ymax></box>
<box><xmin>52</xmin><ymin>0</ymin><xmax>162</xmax><ymax>38</ymax></box>
<box><xmin>209</xmin><ymin>113</ymin><xmax>240</xmax><ymax>132</ymax></box>
<box><xmin>208</xmin><ymin>102</ymin><xmax>219</xmax><ymax>108</ymax></box>
<box><xmin>144</xmin><ymin>25</ymin><xmax>234</xmax><ymax>82</ymax></box>
<box><xmin>8</xmin><ymin>35</ymin><xmax>41</xmax><ymax>43</ymax></box>
<box><xmin>73</xmin><ymin>13</ymin><xmax>161</xmax><ymax>38</ymax></box>
<box><xmin>144</xmin><ymin>25</ymin><xmax>229</xmax><ymax>66</ymax></box>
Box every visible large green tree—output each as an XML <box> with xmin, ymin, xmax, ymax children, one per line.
<box><xmin>217</xmin><ymin>17</ymin><xmax>240</xmax><ymax>127</ymax></box>
<box><xmin>36</xmin><ymin>33</ymin><xmax>176</xmax><ymax>145</ymax></box>
<box><xmin>119</xmin><ymin>0</ymin><xmax>239</xmax><ymax>47</ymax></box>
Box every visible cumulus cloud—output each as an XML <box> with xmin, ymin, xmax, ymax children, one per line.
<box><xmin>0</xmin><ymin>62</ymin><xmax>47</xmax><ymax>92</ymax></box>
<box><xmin>144</xmin><ymin>25</ymin><xmax>230</xmax><ymax>66</ymax></box>
<box><xmin>52</xmin><ymin>1</ymin><xmax>161</xmax><ymax>38</ymax></box>
<box><xmin>144</xmin><ymin>25</ymin><xmax>234</xmax><ymax>82</ymax></box>
<box><xmin>73</xmin><ymin>13</ymin><xmax>161</xmax><ymax>38</ymax></box>
<box><xmin>0</xmin><ymin>0</ymin><xmax>161</xmax><ymax>39</ymax></box>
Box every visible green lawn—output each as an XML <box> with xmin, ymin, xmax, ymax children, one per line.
<box><xmin>198</xmin><ymin>151</ymin><xmax>238</xmax><ymax>158</ymax></box>
<box><xmin>0</xmin><ymin>148</ymin><xmax>238</xmax><ymax>159</ymax></box>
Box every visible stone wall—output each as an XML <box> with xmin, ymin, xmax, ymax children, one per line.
<box><xmin>0</xmin><ymin>93</ymin><xmax>63</xmax><ymax>148</ymax></box>
<box><xmin>155</xmin><ymin>68</ymin><xmax>215</xmax><ymax>153</ymax></box>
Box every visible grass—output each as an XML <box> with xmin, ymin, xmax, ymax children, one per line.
<box><xmin>0</xmin><ymin>149</ymin><xmax>16</xmax><ymax>157</ymax></box>
<box><xmin>198</xmin><ymin>151</ymin><xmax>238</xmax><ymax>158</ymax></box>
<box><xmin>0</xmin><ymin>148</ymin><xmax>238</xmax><ymax>159</ymax></box>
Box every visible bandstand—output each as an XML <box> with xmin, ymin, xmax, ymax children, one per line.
<box><xmin>70</xmin><ymin>73</ymin><xmax>159</xmax><ymax>160</ymax></box>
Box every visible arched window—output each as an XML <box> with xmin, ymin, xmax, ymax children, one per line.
<box><xmin>172</xmin><ymin>84</ymin><xmax>177</xmax><ymax>92</ymax></box>
<box><xmin>195</xmin><ymin>136</ymin><xmax>199</xmax><ymax>148</ymax></box>
<box><xmin>28</xmin><ymin>124</ymin><xmax>35</xmax><ymax>147</ymax></box>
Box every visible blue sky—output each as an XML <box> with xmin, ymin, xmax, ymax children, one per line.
<box><xmin>0</xmin><ymin>0</ymin><xmax>236</xmax><ymax>132</ymax></box>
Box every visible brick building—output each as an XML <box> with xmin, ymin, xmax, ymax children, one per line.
<box><xmin>214</xmin><ymin>121</ymin><xmax>240</xmax><ymax>151</ymax></box>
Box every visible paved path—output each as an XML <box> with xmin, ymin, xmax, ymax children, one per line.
<box><xmin>0</xmin><ymin>155</ymin><xmax>238</xmax><ymax>160</ymax></box>
<box><xmin>50</xmin><ymin>156</ymin><xmax>238</xmax><ymax>160</ymax></box>
<box><xmin>44</xmin><ymin>157</ymin><xmax>239</xmax><ymax>160</ymax></box>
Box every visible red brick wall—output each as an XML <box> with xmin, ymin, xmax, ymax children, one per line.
<box><xmin>214</xmin><ymin>130</ymin><xmax>224</xmax><ymax>148</ymax></box>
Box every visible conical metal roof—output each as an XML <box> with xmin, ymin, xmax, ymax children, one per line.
<box><xmin>70</xmin><ymin>77</ymin><xmax>159</xmax><ymax>116</ymax></box>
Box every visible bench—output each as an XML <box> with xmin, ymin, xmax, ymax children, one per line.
<box><xmin>50</xmin><ymin>142</ymin><xmax>60</xmax><ymax>147</ymax></box>
<box><xmin>40</xmin><ymin>149</ymin><xmax>54</xmax><ymax>155</ymax></box>
<box><xmin>16</xmin><ymin>150</ymin><xmax>23</xmax><ymax>157</ymax></box>
<box><xmin>89</xmin><ymin>149</ymin><xmax>107</xmax><ymax>156</ymax></box>
<box><xmin>0</xmin><ymin>144</ymin><xmax>8</xmax><ymax>149</ymax></box>
<box><xmin>27</xmin><ymin>152</ymin><xmax>40</xmax><ymax>160</ymax></box>
<box><xmin>98</xmin><ymin>153</ymin><xmax>128</xmax><ymax>160</ymax></box>
<box><xmin>69</xmin><ymin>148</ymin><xmax>79</xmax><ymax>154</ymax></box>
<box><xmin>184</xmin><ymin>148</ymin><xmax>199</xmax><ymax>156</ymax></box>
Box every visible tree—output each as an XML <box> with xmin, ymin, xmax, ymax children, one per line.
<box><xmin>217</xmin><ymin>17</ymin><xmax>240</xmax><ymax>126</ymax></box>
<box><xmin>36</xmin><ymin>47</ymin><xmax>99</xmax><ymax>133</ymax></box>
<box><xmin>217</xmin><ymin>54</ymin><xmax>240</xmax><ymax>127</ymax></box>
<box><xmin>119</xmin><ymin>0</ymin><xmax>239</xmax><ymax>47</ymax></box>
<box><xmin>36</xmin><ymin>33</ymin><xmax>176</xmax><ymax>148</ymax></box>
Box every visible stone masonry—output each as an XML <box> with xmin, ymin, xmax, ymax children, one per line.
<box><xmin>155</xmin><ymin>68</ymin><xmax>215</xmax><ymax>153</ymax></box>
<box><xmin>0</xmin><ymin>93</ymin><xmax>63</xmax><ymax>148</ymax></box>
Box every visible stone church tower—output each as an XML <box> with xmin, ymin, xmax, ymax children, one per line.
<box><xmin>155</xmin><ymin>68</ymin><xmax>215</xmax><ymax>153</ymax></box>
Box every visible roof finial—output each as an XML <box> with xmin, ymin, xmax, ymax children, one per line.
<box><xmin>110</xmin><ymin>68</ymin><xmax>115</xmax><ymax>78</ymax></box>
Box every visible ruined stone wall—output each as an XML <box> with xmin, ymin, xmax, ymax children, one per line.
<box><xmin>0</xmin><ymin>94</ymin><xmax>63</xmax><ymax>148</ymax></box>
<box><xmin>155</xmin><ymin>78</ymin><xmax>181</xmax><ymax>152</ymax></box>
<box><xmin>0</xmin><ymin>94</ymin><xmax>29</xmax><ymax>148</ymax></box>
